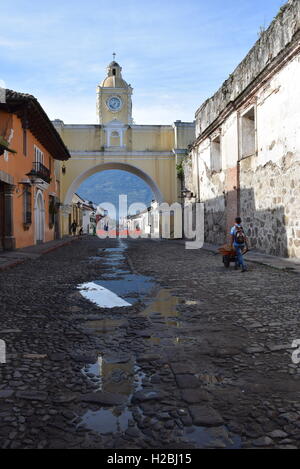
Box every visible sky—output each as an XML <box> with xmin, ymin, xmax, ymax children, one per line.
<box><xmin>0</xmin><ymin>0</ymin><xmax>286</xmax><ymax>125</ymax></box>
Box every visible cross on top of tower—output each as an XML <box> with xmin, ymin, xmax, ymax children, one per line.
<box><xmin>113</xmin><ymin>52</ymin><xmax>116</xmax><ymax>61</ymax></box>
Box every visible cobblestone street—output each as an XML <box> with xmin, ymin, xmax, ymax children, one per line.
<box><xmin>0</xmin><ymin>236</ymin><xmax>299</xmax><ymax>449</ymax></box>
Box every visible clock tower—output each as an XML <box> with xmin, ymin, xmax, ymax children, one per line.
<box><xmin>97</xmin><ymin>56</ymin><xmax>133</xmax><ymax>127</ymax></box>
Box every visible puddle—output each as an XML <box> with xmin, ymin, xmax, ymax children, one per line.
<box><xmin>79</xmin><ymin>240</ymin><xmax>157</xmax><ymax>308</ymax></box>
<box><xmin>184</xmin><ymin>425</ymin><xmax>241</xmax><ymax>449</ymax></box>
<box><xmin>183</xmin><ymin>300</ymin><xmax>200</xmax><ymax>306</ymax></box>
<box><xmin>78</xmin><ymin>275</ymin><xmax>156</xmax><ymax>308</ymax></box>
<box><xmin>141</xmin><ymin>289</ymin><xmax>179</xmax><ymax>318</ymax></box>
<box><xmin>78</xmin><ymin>407</ymin><xmax>133</xmax><ymax>434</ymax></box>
<box><xmin>84</xmin><ymin>319</ymin><xmax>127</xmax><ymax>334</ymax></box>
<box><xmin>146</xmin><ymin>337</ymin><xmax>162</xmax><ymax>345</ymax></box>
<box><xmin>166</xmin><ymin>320</ymin><xmax>182</xmax><ymax>328</ymax></box>
<box><xmin>92</xmin><ymin>274</ymin><xmax>156</xmax><ymax>304</ymax></box>
<box><xmin>100</xmin><ymin>247</ymin><xmax>125</xmax><ymax>253</ymax></box>
<box><xmin>82</xmin><ymin>355</ymin><xmax>137</xmax><ymax>395</ymax></box>
<box><xmin>79</xmin><ymin>355</ymin><xmax>145</xmax><ymax>435</ymax></box>
<box><xmin>78</xmin><ymin>282</ymin><xmax>132</xmax><ymax>308</ymax></box>
<box><xmin>173</xmin><ymin>337</ymin><xmax>194</xmax><ymax>344</ymax></box>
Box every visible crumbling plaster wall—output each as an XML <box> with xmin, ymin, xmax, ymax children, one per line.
<box><xmin>239</xmin><ymin>53</ymin><xmax>300</xmax><ymax>257</ymax></box>
<box><xmin>188</xmin><ymin>44</ymin><xmax>300</xmax><ymax>256</ymax></box>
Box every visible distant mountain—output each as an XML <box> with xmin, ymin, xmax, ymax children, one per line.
<box><xmin>77</xmin><ymin>170</ymin><xmax>154</xmax><ymax>215</ymax></box>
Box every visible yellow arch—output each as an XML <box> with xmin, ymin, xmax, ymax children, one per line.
<box><xmin>64</xmin><ymin>161</ymin><xmax>165</xmax><ymax>205</ymax></box>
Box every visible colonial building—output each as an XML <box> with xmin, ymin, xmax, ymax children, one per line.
<box><xmin>53</xmin><ymin>58</ymin><xmax>195</xmax><ymax>236</ymax></box>
<box><xmin>69</xmin><ymin>194</ymin><xmax>98</xmax><ymax>235</ymax></box>
<box><xmin>184</xmin><ymin>0</ymin><xmax>300</xmax><ymax>258</ymax></box>
<box><xmin>0</xmin><ymin>89</ymin><xmax>70</xmax><ymax>250</ymax></box>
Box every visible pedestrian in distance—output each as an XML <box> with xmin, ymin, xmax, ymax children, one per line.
<box><xmin>230</xmin><ymin>217</ymin><xmax>249</xmax><ymax>272</ymax></box>
<box><xmin>70</xmin><ymin>220</ymin><xmax>77</xmax><ymax>236</ymax></box>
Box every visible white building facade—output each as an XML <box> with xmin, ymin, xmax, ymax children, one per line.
<box><xmin>184</xmin><ymin>0</ymin><xmax>300</xmax><ymax>258</ymax></box>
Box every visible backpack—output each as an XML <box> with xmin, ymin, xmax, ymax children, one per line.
<box><xmin>234</xmin><ymin>226</ymin><xmax>246</xmax><ymax>245</ymax></box>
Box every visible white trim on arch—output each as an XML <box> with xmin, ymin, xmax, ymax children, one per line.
<box><xmin>34</xmin><ymin>189</ymin><xmax>45</xmax><ymax>244</ymax></box>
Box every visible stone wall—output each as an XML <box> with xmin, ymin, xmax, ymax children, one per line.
<box><xmin>240</xmin><ymin>153</ymin><xmax>300</xmax><ymax>257</ymax></box>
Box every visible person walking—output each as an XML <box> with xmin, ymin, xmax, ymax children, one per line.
<box><xmin>230</xmin><ymin>217</ymin><xmax>249</xmax><ymax>272</ymax></box>
<box><xmin>70</xmin><ymin>220</ymin><xmax>77</xmax><ymax>236</ymax></box>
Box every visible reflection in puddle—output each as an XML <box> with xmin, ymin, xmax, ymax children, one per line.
<box><xmin>81</xmin><ymin>355</ymin><xmax>145</xmax><ymax>396</ymax></box>
<box><xmin>79</xmin><ymin>355</ymin><xmax>145</xmax><ymax>435</ymax></box>
<box><xmin>79</xmin><ymin>408</ymin><xmax>133</xmax><ymax>434</ymax></box>
<box><xmin>85</xmin><ymin>319</ymin><xmax>127</xmax><ymax>333</ymax></box>
<box><xmin>142</xmin><ymin>289</ymin><xmax>179</xmax><ymax>318</ymax></box>
<box><xmin>166</xmin><ymin>320</ymin><xmax>182</xmax><ymax>328</ymax></box>
<box><xmin>79</xmin><ymin>241</ymin><xmax>157</xmax><ymax>308</ymax></box>
<box><xmin>147</xmin><ymin>337</ymin><xmax>161</xmax><ymax>345</ymax></box>
<box><xmin>174</xmin><ymin>337</ymin><xmax>194</xmax><ymax>345</ymax></box>
<box><xmin>145</xmin><ymin>336</ymin><xmax>194</xmax><ymax>347</ymax></box>
<box><xmin>181</xmin><ymin>300</ymin><xmax>200</xmax><ymax>306</ymax></box>
<box><xmin>93</xmin><ymin>274</ymin><xmax>156</xmax><ymax>304</ymax></box>
<box><xmin>78</xmin><ymin>282</ymin><xmax>132</xmax><ymax>308</ymax></box>
<box><xmin>100</xmin><ymin>247</ymin><xmax>125</xmax><ymax>253</ymax></box>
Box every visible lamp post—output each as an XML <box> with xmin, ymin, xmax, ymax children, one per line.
<box><xmin>25</xmin><ymin>169</ymin><xmax>39</xmax><ymax>185</ymax></box>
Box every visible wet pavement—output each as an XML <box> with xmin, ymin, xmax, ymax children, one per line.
<box><xmin>0</xmin><ymin>236</ymin><xmax>299</xmax><ymax>449</ymax></box>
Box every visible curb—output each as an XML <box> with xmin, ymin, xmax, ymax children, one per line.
<box><xmin>0</xmin><ymin>236</ymin><xmax>82</xmax><ymax>272</ymax></box>
<box><xmin>0</xmin><ymin>258</ymin><xmax>27</xmax><ymax>272</ymax></box>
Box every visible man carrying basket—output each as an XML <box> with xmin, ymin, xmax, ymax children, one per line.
<box><xmin>230</xmin><ymin>217</ymin><xmax>249</xmax><ymax>272</ymax></box>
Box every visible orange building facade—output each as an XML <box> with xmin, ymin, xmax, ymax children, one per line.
<box><xmin>0</xmin><ymin>89</ymin><xmax>70</xmax><ymax>250</ymax></box>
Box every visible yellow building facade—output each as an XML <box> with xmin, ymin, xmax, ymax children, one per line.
<box><xmin>53</xmin><ymin>58</ymin><xmax>195</xmax><ymax>236</ymax></box>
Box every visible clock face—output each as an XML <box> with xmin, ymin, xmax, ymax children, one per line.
<box><xmin>107</xmin><ymin>96</ymin><xmax>122</xmax><ymax>112</ymax></box>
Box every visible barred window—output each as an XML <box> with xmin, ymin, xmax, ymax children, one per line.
<box><xmin>23</xmin><ymin>129</ymin><xmax>27</xmax><ymax>156</ymax></box>
<box><xmin>49</xmin><ymin>195</ymin><xmax>55</xmax><ymax>227</ymax></box>
<box><xmin>23</xmin><ymin>186</ymin><xmax>32</xmax><ymax>224</ymax></box>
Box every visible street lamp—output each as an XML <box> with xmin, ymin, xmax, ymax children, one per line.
<box><xmin>25</xmin><ymin>169</ymin><xmax>39</xmax><ymax>185</ymax></box>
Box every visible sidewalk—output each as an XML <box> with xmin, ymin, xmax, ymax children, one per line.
<box><xmin>161</xmin><ymin>238</ymin><xmax>300</xmax><ymax>274</ymax></box>
<box><xmin>201</xmin><ymin>242</ymin><xmax>300</xmax><ymax>274</ymax></box>
<box><xmin>0</xmin><ymin>236</ymin><xmax>81</xmax><ymax>271</ymax></box>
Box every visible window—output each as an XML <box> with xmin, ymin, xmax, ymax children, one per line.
<box><xmin>23</xmin><ymin>186</ymin><xmax>32</xmax><ymax>225</ymax></box>
<box><xmin>210</xmin><ymin>134</ymin><xmax>222</xmax><ymax>172</ymax></box>
<box><xmin>34</xmin><ymin>146</ymin><xmax>44</xmax><ymax>165</ymax></box>
<box><xmin>240</xmin><ymin>106</ymin><xmax>256</xmax><ymax>159</ymax></box>
<box><xmin>23</xmin><ymin>129</ymin><xmax>27</xmax><ymax>156</ymax></box>
<box><xmin>110</xmin><ymin>131</ymin><xmax>120</xmax><ymax>146</ymax></box>
<box><xmin>49</xmin><ymin>195</ymin><xmax>56</xmax><ymax>228</ymax></box>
